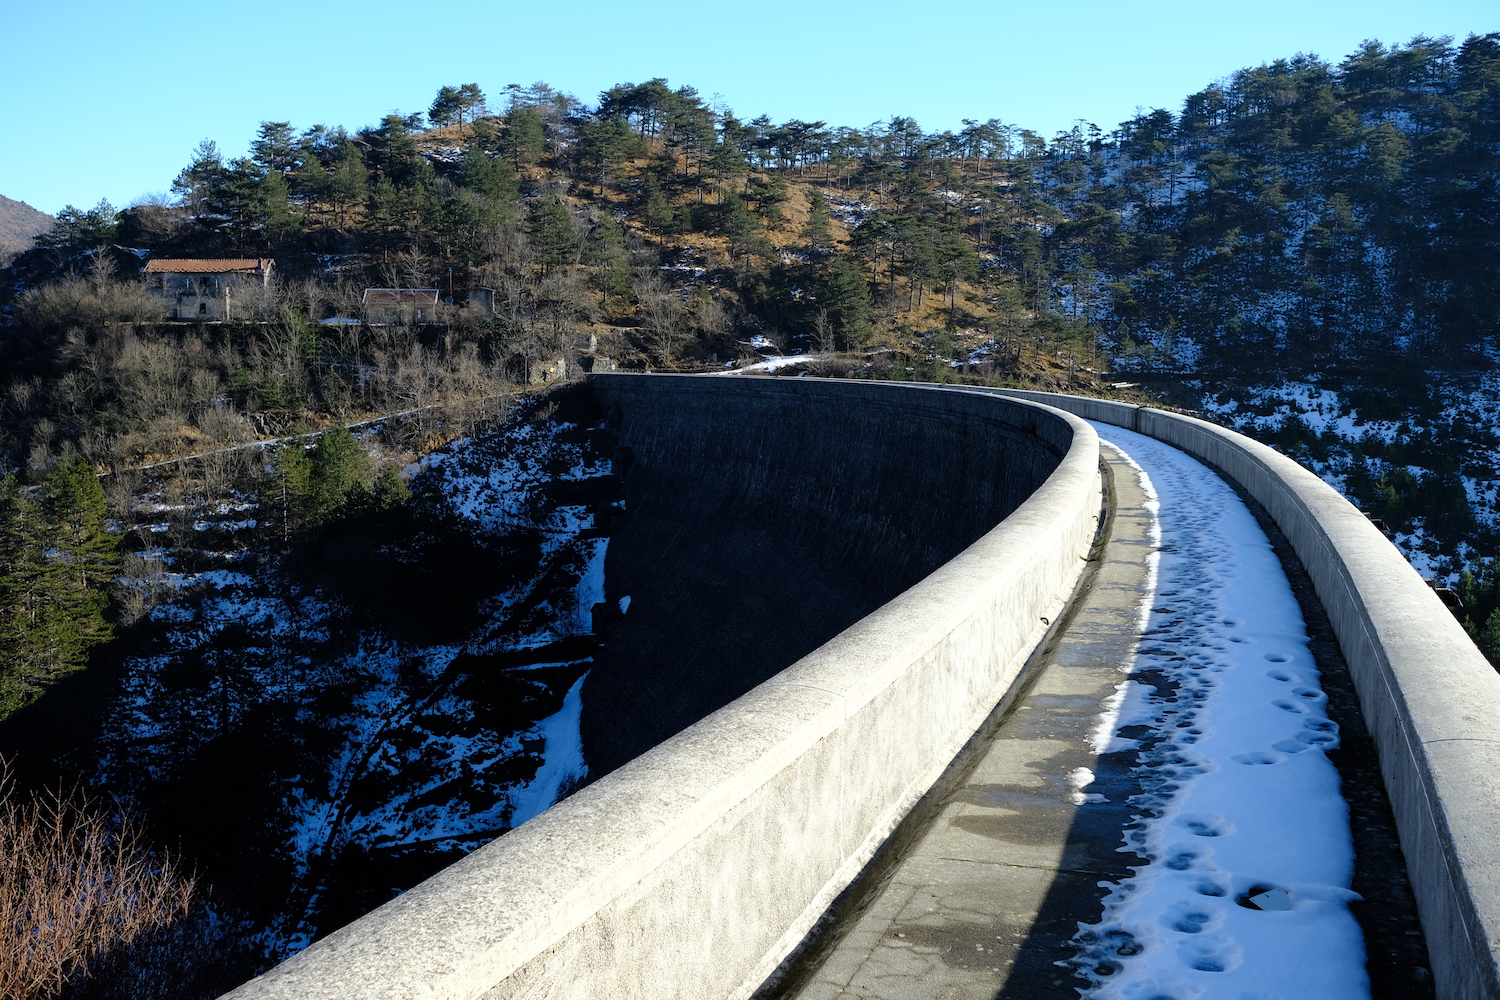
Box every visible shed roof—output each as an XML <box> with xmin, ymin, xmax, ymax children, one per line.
<box><xmin>362</xmin><ymin>288</ymin><xmax>440</xmax><ymax>305</ymax></box>
<box><xmin>143</xmin><ymin>258</ymin><xmax>275</xmax><ymax>274</ymax></box>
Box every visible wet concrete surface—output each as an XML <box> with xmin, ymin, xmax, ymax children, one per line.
<box><xmin>778</xmin><ymin>446</ymin><xmax>1157</xmax><ymax>1000</ymax></box>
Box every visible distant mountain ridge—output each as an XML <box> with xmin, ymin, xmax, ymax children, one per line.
<box><xmin>0</xmin><ymin>194</ymin><xmax>53</xmax><ymax>265</ymax></box>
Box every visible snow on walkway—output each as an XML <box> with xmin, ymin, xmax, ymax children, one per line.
<box><xmin>1074</xmin><ymin>423</ymin><xmax>1369</xmax><ymax>999</ymax></box>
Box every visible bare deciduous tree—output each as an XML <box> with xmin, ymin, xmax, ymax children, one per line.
<box><xmin>633</xmin><ymin>270</ymin><xmax>692</xmax><ymax>363</ymax></box>
<box><xmin>0</xmin><ymin>762</ymin><xmax>195</xmax><ymax>999</ymax></box>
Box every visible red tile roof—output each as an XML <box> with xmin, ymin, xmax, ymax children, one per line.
<box><xmin>143</xmin><ymin>258</ymin><xmax>274</xmax><ymax>274</ymax></box>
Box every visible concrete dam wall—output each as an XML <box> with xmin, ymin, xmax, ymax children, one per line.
<box><xmin>221</xmin><ymin>376</ymin><xmax>1102</xmax><ymax>1000</ymax></box>
<box><xmin>219</xmin><ymin>377</ymin><xmax>1500</xmax><ymax>1000</ymax></box>
<box><xmin>583</xmin><ymin>374</ymin><xmax>1072</xmax><ymax>777</ymax></box>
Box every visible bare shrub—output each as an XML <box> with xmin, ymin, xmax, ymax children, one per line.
<box><xmin>633</xmin><ymin>269</ymin><xmax>691</xmax><ymax>363</ymax></box>
<box><xmin>0</xmin><ymin>763</ymin><xmax>195</xmax><ymax>999</ymax></box>
<box><xmin>114</xmin><ymin>551</ymin><xmax>178</xmax><ymax>628</ymax></box>
<box><xmin>19</xmin><ymin>265</ymin><xmax>164</xmax><ymax>334</ymax></box>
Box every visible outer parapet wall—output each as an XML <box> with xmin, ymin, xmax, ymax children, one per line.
<box><xmin>992</xmin><ymin>388</ymin><xmax>1500</xmax><ymax>1000</ymax></box>
<box><xmin>221</xmin><ymin>378</ymin><xmax>1102</xmax><ymax>1000</ymax></box>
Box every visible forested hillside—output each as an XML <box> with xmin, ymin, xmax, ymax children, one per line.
<box><xmin>0</xmin><ymin>30</ymin><xmax>1498</xmax><ymax>997</ymax></box>
<box><xmin>2</xmin><ymin>32</ymin><xmax>1499</xmax><ymax>722</ymax></box>
<box><xmin>1050</xmin><ymin>35</ymin><xmax>1500</xmax><ymax>367</ymax></box>
<box><xmin>1019</xmin><ymin>33</ymin><xmax>1500</xmax><ymax>655</ymax></box>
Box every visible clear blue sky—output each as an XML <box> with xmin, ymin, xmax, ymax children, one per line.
<box><xmin>1</xmin><ymin>0</ymin><xmax>1494</xmax><ymax>216</ymax></box>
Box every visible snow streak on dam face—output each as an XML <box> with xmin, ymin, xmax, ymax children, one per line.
<box><xmin>579</xmin><ymin>374</ymin><xmax>1066</xmax><ymax>778</ymax></box>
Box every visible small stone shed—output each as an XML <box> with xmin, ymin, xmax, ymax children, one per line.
<box><xmin>362</xmin><ymin>288</ymin><xmax>440</xmax><ymax>325</ymax></box>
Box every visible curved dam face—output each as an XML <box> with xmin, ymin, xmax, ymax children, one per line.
<box><xmin>583</xmin><ymin>374</ymin><xmax>1065</xmax><ymax>776</ymax></box>
<box><xmin>221</xmin><ymin>376</ymin><xmax>1102</xmax><ymax>1000</ymax></box>
<box><xmin>218</xmin><ymin>379</ymin><xmax>1500</xmax><ymax>1000</ymax></box>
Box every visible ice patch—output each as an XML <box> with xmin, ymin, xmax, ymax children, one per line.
<box><xmin>508</xmin><ymin>672</ymin><xmax>589</xmax><ymax>827</ymax></box>
<box><xmin>1090</xmin><ymin>679</ymin><xmax>1155</xmax><ymax>753</ymax></box>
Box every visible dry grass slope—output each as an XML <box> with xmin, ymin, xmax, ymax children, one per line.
<box><xmin>0</xmin><ymin>195</ymin><xmax>53</xmax><ymax>267</ymax></box>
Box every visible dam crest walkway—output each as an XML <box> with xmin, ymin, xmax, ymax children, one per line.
<box><xmin>774</xmin><ymin>426</ymin><xmax>1407</xmax><ymax>1000</ymax></box>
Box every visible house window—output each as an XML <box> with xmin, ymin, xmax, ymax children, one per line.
<box><xmin>154</xmin><ymin>276</ymin><xmax>164</xmax><ymax>289</ymax></box>
<box><xmin>199</xmin><ymin>302</ymin><xmax>208</xmax><ymax>315</ymax></box>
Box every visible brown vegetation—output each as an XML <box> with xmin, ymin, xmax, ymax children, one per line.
<box><xmin>0</xmin><ymin>762</ymin><xmax>194</xmax><ymax>999</ymax></box>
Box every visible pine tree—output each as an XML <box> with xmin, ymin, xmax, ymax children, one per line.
<box><xmin>527</xmin><ymin>193</ymin><xmax>580</xmax><ymax>271</ymax></box>
<box><xmin>373</xmin><ymin>463</ymin><xmax>412</xmax><ymax>511</ymax></box>
<box><xmin>259</xmin><ymin>429</ymin><xmax>392</xmax><ymax>545</ymax></box>
<box><xmin>577</xmin><ymin>116</ymin><xmax>646</xmax><ymax>194</ymax></box>
<box><xmin>250</xmin><ymin>121</ymin><xmax>299</xmax><ymax>173</ymax></box>
<box><xmin>249</xmin><ymin>169</ymin><xmax>300</xmax><ymax>250</ymax></box>
<box><xmin>748</xmin><ymin>174</ymin><xmax>789</xmax><ymax>222</ymax></box>
<box><xmin>501</xmin><ymin>107</ymin><xmax>547</xmax><ymax>168</ymax></box>
<box><xmin>801</xmin><ymin>187</ymin><xmax>833</xmax><ymax>256</ymax></box>
<box><xmin>38</xmin><ymin>457</ymin><xmax>118</xmax><ymax>669</ymax></box>
<box><xmin>172</xmin><ymin>140</ymin><xmax>227</xmax><ymax>221</ymax></box>
<box><xmin>328</xmin><ymin>142</ymin><xmax>369</xmax><ymax>229</ymax></box>
<box><xmin>428</xmin><ymin>84</ymin><xmax>487</xmax><ymax>131</ymax></box>
<box><xmin>820</xmin><ymin>258</ymin><xmax>874</xmax><ymax>348</ymax></box>
<box><xmin>0</xmin><ymin>460</ymin><xmax>119</xmax><ymax>716</ymax></box>
<box><xmin>585</xmin><ymin>215</ymin><xmax>632</xmax><ymax>303</ymax></box>
<box><xmin>716</xmin><ymin>191</ymin><xmax>771</xmax><ymax>264</ymax></box>
<box><xmin>458</xmin><ymin>147</ymin><xmax>520</xmax><ymax>205</ymax></box>
<box><xmin>264</xmin><ymin>438</ymin><xmax>314</xmax><ymax>545</ymax></box>
<box><xmin>0</xmin><ymin>475</ymin><xmax>40</xmax><ymax>713</ymax></box>
<box><xmin>39</xmin><ymin>200</ymin><xmax>120</xmax><ymax>254</ymax></box>
<box><xmin>642</xmin><ymin>173</ymin><xmax>676</xmax><ymax>236</ymax></box>
<box><xmin>310</xmin><ymin>426</ymin><xmax>374</xmax><ymax>518</ymax></box>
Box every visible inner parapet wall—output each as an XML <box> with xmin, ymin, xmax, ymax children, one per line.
<box><xmin>219</xmin><ymin>377</ymin><xmax>1102</xmax><ymax>1000</ymax></box>
<box><xmin>991</xmin><ymin>387</ymin><xmax>1500</xmax><ymax>1000</ymax></box>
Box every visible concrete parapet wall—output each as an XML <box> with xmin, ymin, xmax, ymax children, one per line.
<box><xmin>221</xmin><ymin>378</ymin><xmax>1102</xmax><ymax>1000</ymax></box>
<box><xmin>992</xmin><ymin>387</ymin><xmax>1500</xmax><ymax>1000</ymax></box>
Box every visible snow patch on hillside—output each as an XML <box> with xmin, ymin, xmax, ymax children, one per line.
<box><xmin>98</xmin><ymin>411</ymin><xmax>617</xmax><ymax>959</ymax></box>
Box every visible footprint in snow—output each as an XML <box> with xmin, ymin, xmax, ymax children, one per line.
<box><xmin>1163</xmin><ymin>899</ymin><xmax>1223</xmax><ymax>935</ymax></box>
<box><xmin>1230</xmin><ymin>750</ymin><xmax>1286</xmax><ymax>765</ymax></box>
<box><xmin>1162</xmin><ymin>844</ymin><xmax>1213</xmax><ymax>870</ymax></box>
<box><xmin>1177</xmin><ymin>933</ymin><xmax>1242</xmax><ymax>972</ymax></box>
<box><xmin>1272</xmin><ymin>716</ymin><xmax>1340</xmax><ymax>754</ymax></box>
<box><xmin>1174</xmin><ymin>813</ymin><xmax>1235</xmax><ymax>838</ymax></box>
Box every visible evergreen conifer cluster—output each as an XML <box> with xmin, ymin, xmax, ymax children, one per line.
<box><xmin>0</xmin><ymin>460</ymin><xmax>119</xmax><ymax>714</ymax></box>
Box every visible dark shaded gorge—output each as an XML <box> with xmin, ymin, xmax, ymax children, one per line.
<box><xmin>579</xmin><ymin>375</ymin><xmax>1065</xmax><ymax>778</ymax></box>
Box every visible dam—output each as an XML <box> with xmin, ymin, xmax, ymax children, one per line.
<box><xmin>220</xmin><ymin>374</ymin><xmax>1500</xmax><ymax>1000</ymax></box>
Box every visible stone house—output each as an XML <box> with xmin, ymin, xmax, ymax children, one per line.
<box><xmin>362</xmin><ymin>288</ymin><xmax>440</xmax><ymax>325</ymax></box>
<box><xmin>144</xmin><ymin>258</ymin><xmax>275</xmax><ymax>320</ymax></box>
